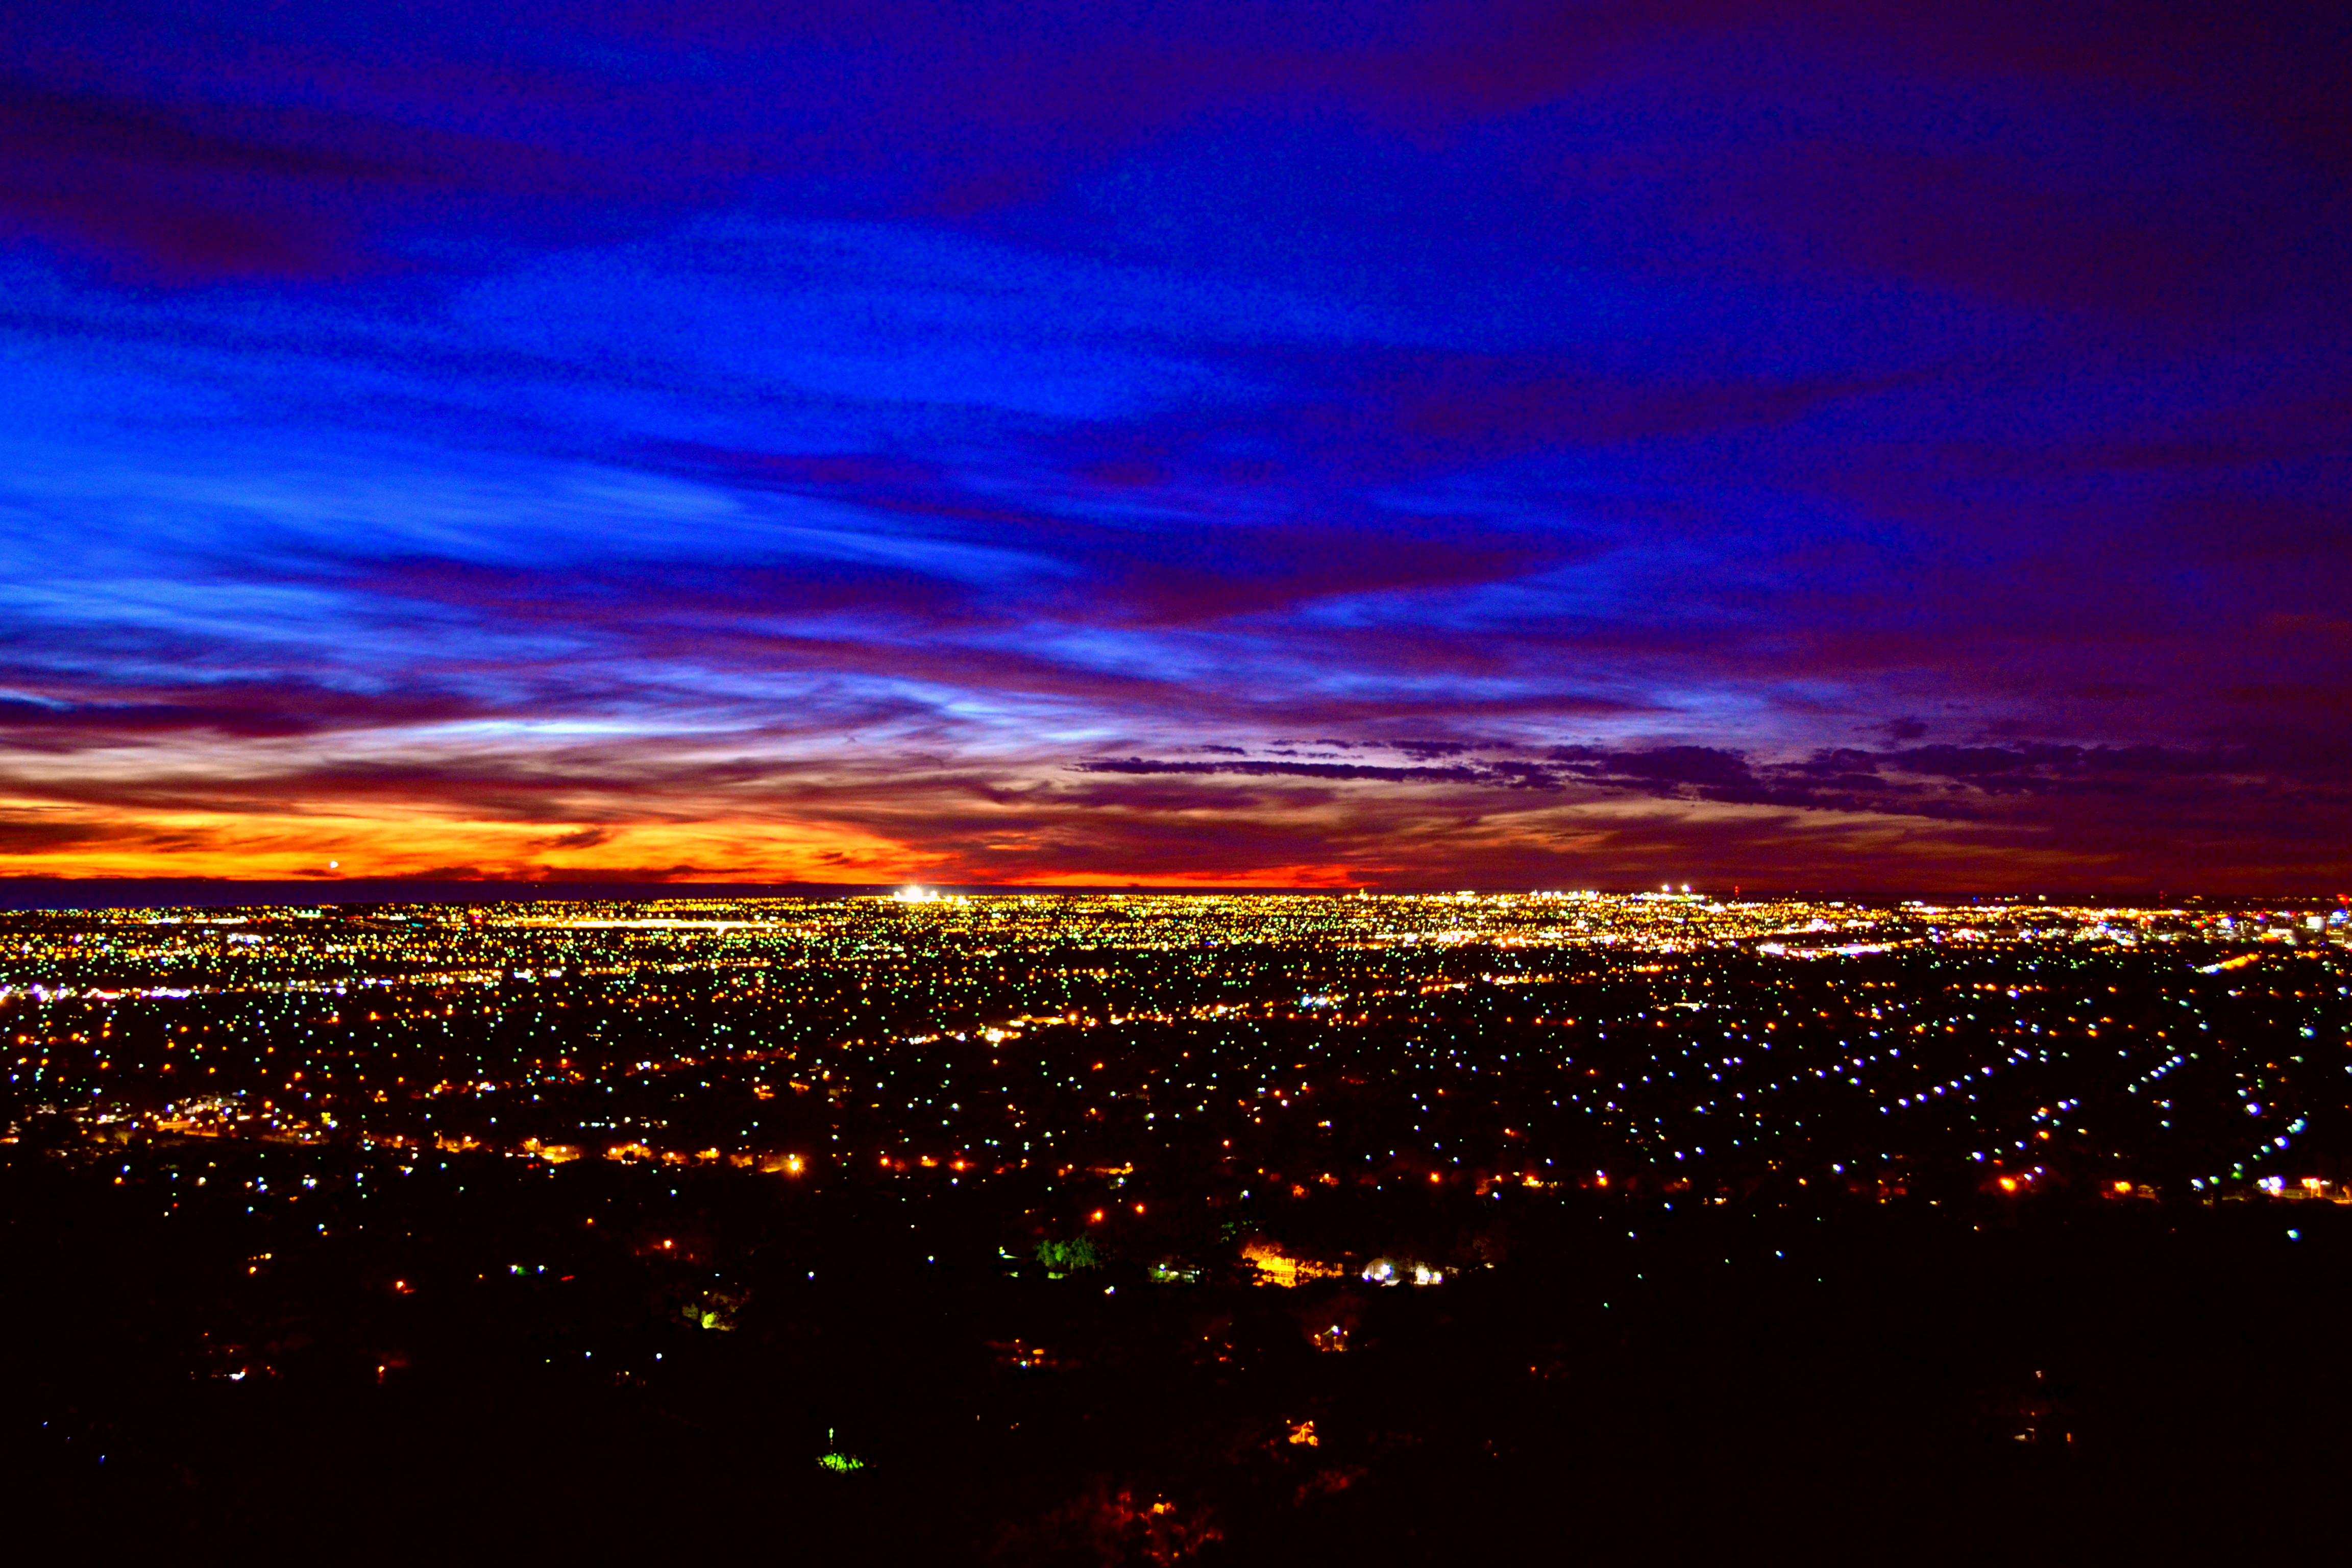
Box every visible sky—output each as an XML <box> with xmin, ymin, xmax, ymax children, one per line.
<box><xmin>1</xmin><ymin>1</ymin><xmax>2348</xmax><ymax>893</ymax></box>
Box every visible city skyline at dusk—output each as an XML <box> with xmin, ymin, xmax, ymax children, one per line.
<box><xmin>4</xmin><ymin>2</ymin><xmax>2349</xmax><ymax>890</ymax></box>
<box><xmin>12</xmin><ymin>16</ymin><xmax>2352</xmax><ymax>1551</ymax></box>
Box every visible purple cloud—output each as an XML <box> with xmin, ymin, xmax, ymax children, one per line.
<box><xmin>0</xmin><ymin>2</ymin><xmax>2343</xmax><ymax>889</ymax></box>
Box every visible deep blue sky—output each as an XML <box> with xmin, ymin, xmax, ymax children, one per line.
<box><xmin>2</xmin><ymin>2</ymin><xmax>2347</xmax><ymax>890</ymax></box>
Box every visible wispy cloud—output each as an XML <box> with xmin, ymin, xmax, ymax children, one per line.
<box><xmin>0</xmin><ymin>1</ymin><xmax>2345</xmax><ymax>888</ymax></box>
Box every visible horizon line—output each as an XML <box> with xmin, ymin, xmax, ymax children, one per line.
<box><xmin>0</xmin><ymin>875</ymin><xmax>2333</xmax><ymax>914</ymax></box>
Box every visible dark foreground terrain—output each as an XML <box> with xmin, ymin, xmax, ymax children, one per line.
<box><xmin>8</xmin><ymin>1142</ymin><xmax>2349</xmax><ymax>1563</ymax></box>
